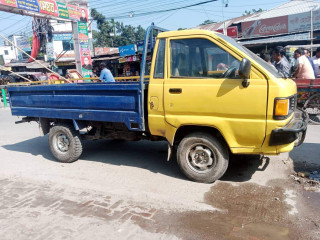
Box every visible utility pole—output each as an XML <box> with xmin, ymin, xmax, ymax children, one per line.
<box><xmin>311</xmin><ymin>8</ymin><xmax>314</xmax><ymax>57</ymax></box>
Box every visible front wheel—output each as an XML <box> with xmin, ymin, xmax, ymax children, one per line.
<box><xmin>177</xmin><ymin>133</ymin><xmax>229</xmax><ymax>183</ymax></box>
<box><xmin>49</xmin><ymin>123</ymin><xmax>83</xmax><ymax>163</ymax></box>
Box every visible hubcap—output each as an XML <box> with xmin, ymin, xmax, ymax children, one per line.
<box><xmin>56</xmin><ymin>134</ymin><xmax>70</xmax><ymax>152</ymax></box>
<box><xmin>187</xmin><ymin>145</ymin><xmax>215</xmax><ymax>172</ymax></box>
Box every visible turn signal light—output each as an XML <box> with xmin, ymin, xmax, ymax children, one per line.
<box><xmin>274</xmin><ymin>99</ymin><xmax>289</xmax><ymax>117</ymax></box>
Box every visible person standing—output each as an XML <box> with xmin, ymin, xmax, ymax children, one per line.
<box><xmin>312</xmin><ymin>47</ymin><xmax>320</xmax><ymax>78</ymax></box>
<box><xmin>304</xmin><ymin>49</ymin><xmax>317</xmax><ymax>78</ymax></box>
<box><xmin>263</xmin><ymin>53</ymin><xmax>276</xmax><ymax>69</ymax></box>
<box><xmin>272</xmin><ymin>46</ymin><xmax>291</xmax><ymax>77</ymax></box>
<box><xmin>99</xmin><ymin>63</ymin><xmax>115</xmax><ymax>83</ymax></box>
<box><xmin>293</xmin><ymin>48</ymin><xmax>315</xmax><ymax>79</ymax></box>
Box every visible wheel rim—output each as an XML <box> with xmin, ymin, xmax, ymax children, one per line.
<box><xmin>53</xmin><ymin>133</ymin><xmax>70</xmax><ymax>152</ymax></box>
<box><xmin>186</xmin><ymin>144</ymin><xmax>216</xmax><ymax>173</ymax></box>
<box><xmin>304</xmin><ymin>94</ymin><xmax>320</xmax><ymax>124</ymax></box>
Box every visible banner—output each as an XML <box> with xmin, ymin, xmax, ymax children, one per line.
<box><xmin>39</xmin><ymin>0</ymin><xmax>58</xmax><ymax>17</ymax></box>
<box><xmin>242</xmin><ymin>16</ymin><xmax>288</xmax><ymax>38</ymax></box>
<box><xmin>0</xmin><ymin>0</ymin><xmax>17</xmax><ymax>7</ymax></box>
<box><xmin>17</xmin><ymin>0</ymin><xmax>40</xmax><ymax>12</ymax></box>
<box><xmin>215</xmin><ymin>26</ymin><xmax>238</xmax><ymax>39</ymax></box>
<box><xmin>16</xmin><ymin>36</ymin><xmax>31</xmax><ymax>51</ymax></box>
<box><xmin>53</xmin><ymin>33</ymin><xmax>73</xmax><ymax>41</ymax></box>
<box><xmin>289</xmin><ymin>10</ymin><xmax>320</xmax><ymax>33</ymax></box>
<box><xmin>0</xmin><ymin>0</ymin><xmax>88</xmax><ymax>22</ymax></box>
<box><xmin>95</xmin><ymin>47</ymin><xmax>119</xmax><ymax>56</ymax></box>
<box><xmin>78</xmin><ymin>22</ymin><xmax>92</xmax><ymax>78</ymax></box>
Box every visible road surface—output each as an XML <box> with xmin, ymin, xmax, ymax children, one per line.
<box><xmin>0</xmin><ymin>108</ymin><xmax>319</xmax><ymax>240</ymax></box>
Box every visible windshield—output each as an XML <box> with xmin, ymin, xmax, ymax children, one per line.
<box><xmin>217</xmin><ymin>34</ymin><xmax>283</xmax><ymax>78</ymax></box>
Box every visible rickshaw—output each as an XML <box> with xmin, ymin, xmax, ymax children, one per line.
<box><xmin>295</xmin><ymin>78</ymin><xmax>320</xmax><ymax>125</ymax></box>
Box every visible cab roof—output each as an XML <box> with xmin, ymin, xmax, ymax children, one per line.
<box><xmin>157</xmin><ymin>29</ymin><xmax>221</xmax><ymax>39</ymax></box>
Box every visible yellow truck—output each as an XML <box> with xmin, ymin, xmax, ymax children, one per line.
<box><xmin>8</xmin><ymin>25</ymin><xmax>308</xmax><ymax>183</ymax></box>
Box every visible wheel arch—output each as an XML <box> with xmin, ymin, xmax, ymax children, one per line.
<box><xmin>173</xmin><ymin>125</ymin><xmax>230</xmax><ymax>150</ymax></box>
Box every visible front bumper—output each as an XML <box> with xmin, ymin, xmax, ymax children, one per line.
<box><xmin>269</xmin><ymin>109</ymin><xmax>308</xmax><ymax>147</ymax></box>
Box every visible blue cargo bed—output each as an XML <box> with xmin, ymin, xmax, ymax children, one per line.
<box><xmin>7</xmin><ymin>83</ymin><xmax>144</xmax><ymax>131</ymax></box>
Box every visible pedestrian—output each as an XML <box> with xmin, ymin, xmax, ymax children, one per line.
<box><xmin>263</xmin><ymin>53</ymin><xmax>276</xmax><ymax>69</ymax></box>
<box><xmin>304</xmin><ymin>49</ymin><xmax>317</xmax><ymax>78</ymax></box>
<box><xmin>272</xmin><ymin>46</ymin><xmax>291</xmax><ymax>77</ymax></box>
<box><xmin>99</xmin><ymin>63</ymin><xmax>115</xmax><ymax>83</ymax></box>
<box><xmin>293</xmin><ymin>48</ymin><xmax>315</xmax><ymax>79</ymax></box>
<box><xmin>312</xmin><ymin>47</ymin><xmax>320</xmax><ymax>78</ymax></box>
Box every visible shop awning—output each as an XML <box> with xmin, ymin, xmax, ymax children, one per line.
<box><xmin>92</xmin><ymin>56</ymin><xmax>120</xmax><ymax>62</ymax></box>
<box><xmin>239</xmin><ymin>32</ymin><xmax>310</xmax><ymax>46</ymax></box>
<box><xmin>5</xmin><ymin>61</ymin><xmax>50</xmax><ymax>69</ymax></box>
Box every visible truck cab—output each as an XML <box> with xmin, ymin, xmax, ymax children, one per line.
<box><xmin>147</xmin><ymin>29</ymin><xmax>307</xmax><ymax>181</ymax></box>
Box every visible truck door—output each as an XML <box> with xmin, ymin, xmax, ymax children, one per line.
<box><xmin>163</xmin><ymin>36</ymin><xmax>268</xmax><ymax>149</ymax></box>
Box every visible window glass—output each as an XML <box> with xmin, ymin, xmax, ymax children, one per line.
<box><xmin>4</xmin><ymin>50</ymin><xmax>9</xmax><ymax>55</ymax></box>
<box><xmin>62</xmin><ymin>40</ymin><xmax>74</xmax><ymax>51</ymax></box>
<box><xmin>170</xmin><ymin>38</ymin><xmax>240</xmax><ymax>79</ymax></box>
<box><xmin>154</xmin><ymin>39</ymin><xmax>165</xmax><ymax>78</ymax></box>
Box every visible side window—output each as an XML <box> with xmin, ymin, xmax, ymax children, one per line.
<box><xmin>170</xmin><ymin>38</ymin><xmax>240</xmax><ymax>79</ymax></box>
<box><xmin>154</xmin><ymin>39</ymin><xmax>166</xmax><ymax>78</ymax></box>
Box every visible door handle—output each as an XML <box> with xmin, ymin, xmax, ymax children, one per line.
<box><xmin>169</xmin><ymin>88</ymin><xmax>182</xmax><ymax>94</ymax></box>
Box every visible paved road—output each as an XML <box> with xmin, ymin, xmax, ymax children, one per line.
<box><xmin>0</xmin><ymin>108</ymin><xmax>319</xmax><ymax>240</ymax></box>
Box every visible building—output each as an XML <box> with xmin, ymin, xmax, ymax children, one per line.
<box><xmin>196</xmin><ymin>0</ymin><xmax>320</xmax><ymax>55</ymax></box>
<box><xmin>0</xmin><ymin>46</ymin><xmax>16</xmax><ymax>64</ymax></box>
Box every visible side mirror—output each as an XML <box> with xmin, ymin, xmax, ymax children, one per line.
<box><xmin>239</xmin><ymin>58</ymin><xmax>251</xmax><ymax>88</ymax></box>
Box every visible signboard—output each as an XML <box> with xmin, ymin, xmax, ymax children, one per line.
<box><xmin>119</xmin><ymin>44</ymin><xmax>136</xmax><ymax>57</ymax></box>
<box><xmin>0</xmin><ymin>0</ymin><xmax>88</xmax><ymax>22</ymax></box>
<box><xmin>56</xmin><ymin>1</ymin><xmax>69</xmax><ymax>19</ymax></box>
<box><xmin>119</xmin><ymin>55</ymin><xmax>140</xmax><ymax>63</ymax></box>
<box><xmin>289</xmin><ymin>10</ymin><xmax>320</xmax><ymax>33</ymax></box>
<box><xmin>39</xmin><ymin>0</ymin><xmax>58</xmax><ymax>17</ymax></box>
<box><xmin>16</xmin><ymin>36</ymin><xmax>31</xmax><ymax>51</ymax></box>
<box><xmin>17</xmin><ymin>0</ymin><xmax>40</xmax><ymax>12</ymax></box>
<box><xmin>53</xmin><ymin>33</ymin><xmax>73</xmax><ymax>41</ymax></box>
<box><xmin>94</xmin><ymin>47</ymin><xmax>119</xmax><ymax>56</ymax></box>
<box><xmin>242</xmin><ymin>16</ymin><xmax>288</xmax><ymax>38</ymax></box>
<box><xmin>77</xmin><ymin>22</ymin><xmax>92</xmax><ymax>77</ymax></box>
<box><xmin>46</xmin><ymin>42</ymin><xmax>54</xmax><ymax>61</ymax></box>
<box><xmin>136</xmin><ymin>38</ymin><xmax>156</xmax><ymax>53</ymax></box>
<box><xmin>0</xmin><ymin>0</ymin><xmax>17</xmax><ymax>7</ymax></box>
<box><xmin>215</xmin><ymin>26</ymin><xmax>238</xmax><ymax>38</ymax></box>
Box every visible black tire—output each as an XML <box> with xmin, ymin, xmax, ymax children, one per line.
<box><xmin>304</xmin><ymin>93</ymin><xmax>320</xmax><ymax>125</ymax></box>
<box><xmin>177</xmin><ymin>133</ymin><xmax>229</xmax><ymax>183</ymax></box>
<box><xmin>49</xmin><ymin>123</ymin><xmax>83</xmax><ymax>163</ymax></box>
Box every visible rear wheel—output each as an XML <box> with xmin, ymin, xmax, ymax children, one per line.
<box><xmin>177</xmin><ymin>133</ymin><xmax>229</xmax><ymax>183</ymax></box>
<box><xmin>304</xmin><ymin>93</ymin><xmax>320</xmax><ymax>125</ymax></box>
<box><xmin>49</xmin><ymin>123</ymin><xmax>83</xmax><ymax>163</ymax></box>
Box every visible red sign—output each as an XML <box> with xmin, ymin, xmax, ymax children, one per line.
<box><xmin>0</xmin><ymin>0</ymin><xmax>17</xmax><ymax>7</ymax></box>
<box><xmin>95</xmin><ymin>47</ymin><xmax>119</xmax><ymax>56</ymax></box>
<box><xmin>67</xmin><ymin>4</ymin><xmax>88</xmax><ymax>22</ymax></box>
<box><xmin>215</xmin><ymin>26</ymin><xmax>238</xmax><ymax>39</ymax></box>
<box><xmin>242</xmin><ymin>16</ymin><xmax>288</xmax><ymax>38</ymax></box>
<box><xmin>39</xmin><ymin>0</ymin><xmax>58</xmax><ymax>17</ymax></box>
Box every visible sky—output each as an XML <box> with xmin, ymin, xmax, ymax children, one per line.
<box><xmin>0</xmin><ymin>0</ymin><xmax>317</xmax><ymax>40</ymax></box>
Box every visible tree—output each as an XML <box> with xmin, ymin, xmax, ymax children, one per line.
<box><xmin>91</xmin><ymin>8</ymin><xmax>146</xmax><ymax>48</ymax></box>
<box><xmin>243</xmin><ymin>8</ymin><xmax>263</xmax><ymax>16</ymax></box>
<box><xmin>199</xmin><ymin>20</ymin><xmax>216</xmax><ymax>26</ymax></box>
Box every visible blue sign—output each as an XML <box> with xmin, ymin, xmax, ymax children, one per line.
<box><xmin>53</xmin><ymin>33</ymin><xmax>73</xmax><ymax>41</ymax></box>
<box><xmin>17</xmin><ymin>0</ymin><xmax>40</xmax><ymax>12</ymax></box>
<box><xmin>137</xmin><ymin>38</ymin><xmax>156</xmax><ymax>53</ymax></box>
<box><xmin>119</xmin><ymin>44</ymin><xmax>136</xmax><ymax>57</ymax></box>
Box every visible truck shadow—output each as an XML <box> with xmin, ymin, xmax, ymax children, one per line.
<box><xmin>2</xmin><ymin>137</ymin><xmax>267</xmax><ymax>183</ymax></box>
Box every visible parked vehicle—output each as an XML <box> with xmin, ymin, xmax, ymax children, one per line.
<box><xmin>7</xmin><ymin>25</ymin><xmax>308</xmax><ymax>183</ymax></box>
<box><xmin>8</xmin><ymin>72</ymin><xmax>47</xmax><ymax>83</ymax></box>
<box><xmin>295</xmin><ymin>78</ymin><xmax>320</xmax><ymax>125</ymax></box>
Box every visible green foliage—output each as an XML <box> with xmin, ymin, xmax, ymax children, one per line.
<box><xmin>243</xmin><ymin>8</ymin><xmax>263</xmax><ymax>16</ymax></box>
<box><xmin>91</xmin><ymin>8</ymin><xmax>146</xmax><ymax>48</ymax></box>
<box><xmin>199</xmin><ymin>20</ymin><xmax>216</xmax><ymax>26</ymax></box>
